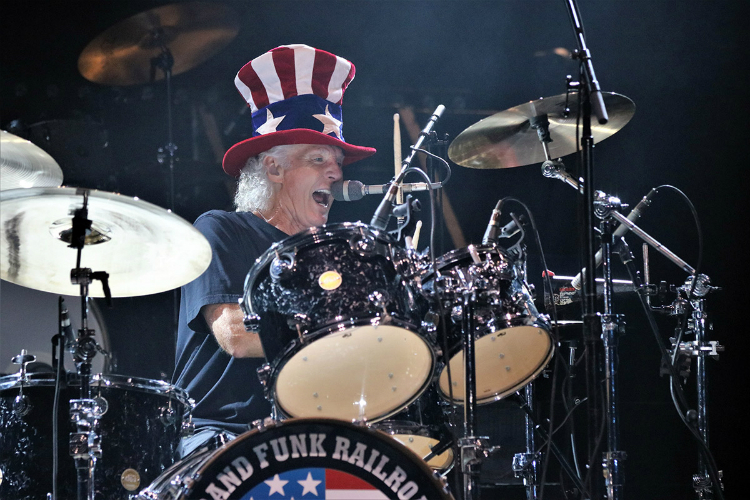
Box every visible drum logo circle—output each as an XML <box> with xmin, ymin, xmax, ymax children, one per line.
<box><xmin>318</xmin><ymin>270</ymin><xmax>342</xmax><ymax>290</ymax></box>
<box><xmin>120</xmin><ymin>468</ymin><xmax>141</xmax><ymax>491</ymax></box>
<box><xmin>187</xmin><ymin>419</ymin><xmax>451</xmax><ymax>500</ymax></box>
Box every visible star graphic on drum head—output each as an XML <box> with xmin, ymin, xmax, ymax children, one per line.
<box><xmin>256</xmin><ymin>108</ymin><xmax>286</xmax><ymax>135</ymax></box>
<box><xmin>313</xmin><ymin>104</ymin><xmax>343</xmax><ymax>139</ymax></box>
<box><xmin>298</xmin><ymin>471</ymin><xmax>322</xmax><ymax>495</ymax></box>
<box><xmin>264</xmin><ymin>473</ymin><xmax>289</xmax><ymax>495</ymax></box>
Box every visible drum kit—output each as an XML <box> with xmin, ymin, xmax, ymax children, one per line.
<box><xmin>1</xmin><ymin>2</ymin><xmax>725</xmax><ymax>500</ymax></box>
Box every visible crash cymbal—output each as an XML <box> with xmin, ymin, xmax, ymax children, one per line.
<box><xmin>0</xmin><ymin>187</ymin><xmax>211</xmax><ymax>297</ymax></box>
<box><xmin>448</xmin><ymin>92</ymin><xmax>635</xmax><ymax>169</ymax></box>
<box><xmin>1</xmin><ymin>131</ymin><xmax>63</xmax><ymax>190</ymax></box>
<box><xmin>78</xmin><ymin>1</ymin><xmax>239</xmax><ymax>85</ymax></box>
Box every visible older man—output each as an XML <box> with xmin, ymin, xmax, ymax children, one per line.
<box><xmin>173</xmin><ymin>44</ymin><xmax>375</xmax><ymax>456</ymax></box>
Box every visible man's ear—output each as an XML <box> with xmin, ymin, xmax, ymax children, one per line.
<box><xmin>264</xmin><ymin>155</ymin><xmax>284</xmax><ymax>184</ymax></box>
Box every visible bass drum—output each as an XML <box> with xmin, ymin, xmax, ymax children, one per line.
<box><xmin>0</xmin><ymin>373</ymin><xmax>192</xmax><ymax>499</ymax></box>
<box><xmin>242</xmin><ymin>222</ymin><xmax>435</xmax><ymax>424</ymax></box>
<box><xmin>137</xmin><ymin>418</ymin><xmax>454</xmax><ymax>500</ymax></box>
<box><xmin>426</xmin><ymin>244</ymin><xmax>554</xmax><ymax>404</ymax></box>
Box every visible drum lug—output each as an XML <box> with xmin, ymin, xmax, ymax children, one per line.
<box><xmin>181</xmin><ymin>415</ymin><xmax>195</xmax><ymax>438</ymax></box>
<box><xmin>243</xmin><ymin>313</ymin><xmax>261</xmax><ymax>332</ymax></box>
<box><xmin>13</xmin><ymin>394</ymin><xmax>32</xmax><ymax>417</ymax></box>
<box><xmin>270</xmin><ymin>251</ymin><xmax>295</xmax><ymax>281</ymax></box>
<box><xmin>257</xmin><ymin>363</ymin><xmax>272</xmax><ymax>388</ymax></box>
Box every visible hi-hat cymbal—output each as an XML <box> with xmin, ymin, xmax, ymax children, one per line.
<box><xmin>448</xmin><ymin>92</ymin><xmax>635</xmax><ymax>169</ymax></box>
<box><xmin>78</xmin><ymin>1</ymin><xmax>240</xmax><ymax>85</ymax></box>
<box><xmin>1</xmin><ymin>131</ymin><xmax>63</xmax><ymax>190</ymax></box>
<box><xmin>0</xmin><ymin>187</ymin><xmax>212</xmax><ymax>297</ymax></box>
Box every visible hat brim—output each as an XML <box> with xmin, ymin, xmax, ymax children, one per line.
<box><xmin>222</xmin><ymin>130</ymin><xmax>376</xmax><ymax>177</ymax></box>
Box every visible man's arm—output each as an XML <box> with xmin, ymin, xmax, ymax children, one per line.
<box><xmin>202</xmin><ymin>303</ymin><xmax>264</xmax><ymax>358</ymax></box>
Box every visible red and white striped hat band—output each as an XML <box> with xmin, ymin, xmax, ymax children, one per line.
<box><xmin>222</xmin><ymin>44</ymin><xmax>376</xmax><ymax>177</ymax></box>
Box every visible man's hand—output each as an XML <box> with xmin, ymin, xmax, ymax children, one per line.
<box><xmin>202</xmin><ymin>303</ymin><xmax>264</xmax><ymax>358</ymax></box>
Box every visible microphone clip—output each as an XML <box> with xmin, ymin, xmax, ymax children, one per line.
<box><xmin>387</xmin><ymin>194</ymin><xmax>421</xmax><ymax>244</ymax></box>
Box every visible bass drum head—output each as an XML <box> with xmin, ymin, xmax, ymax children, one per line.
<box><xmin>274</xmin><ymin>322</ymin><xmax>434</xmax><ymax>423</ymax></box>
<box><xmin>141</xmin><ymin>418</ymin><xmax>454</xmax><ymax>500</ymax></box>
<box><xmin>0</xmin><ymin>280</ymin><xmax>110</xmax><ymax>374</ymax></box>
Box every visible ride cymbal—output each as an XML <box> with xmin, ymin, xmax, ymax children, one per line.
<box><xmin>0</xmin><ymin>187</ymin><xmax>211</xmax><ymax>297</ymax></box>
<box><xmin>448</xmin><ymin>92</ymin><xmax>635</xmax><ymax>169</ymax></box>
<box><xmin>78</xmin><ymin>1</ymin><xmax>239</xmax><ymax>85</ymax></box>
<box><xmin>1</xmin><ymin>131</ymin><xmax>63</xmax><ymax>190</ymax></box>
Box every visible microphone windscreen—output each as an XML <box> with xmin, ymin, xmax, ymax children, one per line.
<box><xmin>331</xmin><ymin>180</ymin><xmax>365</xmax><ymax>201</ymax></box>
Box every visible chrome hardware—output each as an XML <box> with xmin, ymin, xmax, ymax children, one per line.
<box><xmin>270</xmin><ymin>251</ymin><xmax>295</xmax><ymax>281</ymax></box>
<box><xmin>243</xmin><ymin>313</ymin><xmax>261</xmax><ymax>332</ymax></box>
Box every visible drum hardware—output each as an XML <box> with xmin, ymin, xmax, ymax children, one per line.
<box><xmin>10</xmin><ymin>349</ymin><xmax>36</xmax><ymax>417</ymax></box>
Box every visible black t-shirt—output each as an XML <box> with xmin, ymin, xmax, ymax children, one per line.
<box><xmin>173</xmin><ymin>210</ymin><xmax>287</xmax><ymax>434</ymax></box>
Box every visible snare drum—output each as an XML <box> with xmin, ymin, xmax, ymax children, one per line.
<box><xmin>0</xmin><ymin>373</ymin><xmax>192</xmax><ymax>499</ymax></box>
<box><xmin>426</xmin><ymin>244</ymin><xmax>553</xmax><ymax>404</ymax></box>
<box><xmin>242</xmin><ymin>222</ymin><xmax>435</xmax><ymax>423</ymax></box>
<box><xmin>137</xmin><ymin>418</ymin><xmax>455</xmax><ymax>500</ymax></box>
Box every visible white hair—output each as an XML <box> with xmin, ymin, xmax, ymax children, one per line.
<box><xmin>233</xmin><ymin>145</ymin><xmax>295</xmax><ymax>213</ymax></box>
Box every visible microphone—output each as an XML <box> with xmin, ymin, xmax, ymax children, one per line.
<box><xmin>481</xmin><ymin>200</ymin><xmax>504</xmax><ymax>244</ymax></box>
<box><xmin>60</xmin><ymin>299</ymin><xmax>76</xmax><ymax>353</ymax></box>
<box><xmin>370</xmin><ymin>104</ymin><xmax>445</xmax><ymax>230</ymax></box>
<box><xmin>332</xmin><ymin>180</ymin><xmax>442</xmax><ymax>202</ymax></box>
<box><xmin>571</xmin><ymin>187</ymin><xmax>658</xmax><ymax>289</ymax></box>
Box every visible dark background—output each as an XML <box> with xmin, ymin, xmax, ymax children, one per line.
<box><xmin>1</xmin><ymin>1</ymin><xmax>747</xmax><ymax>498</ymax></box>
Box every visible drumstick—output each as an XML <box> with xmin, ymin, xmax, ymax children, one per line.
<box><xmin>412</xmin><ymin>220</ymin><xmax>422</xmax><ymax>249</ymax></box>
<box><xmin>394</xmin><ymin>113</ymin><xmax>404</xmax><ymax>206</ymax></box>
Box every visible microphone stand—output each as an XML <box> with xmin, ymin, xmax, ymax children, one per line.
<box><xmin>562</xmin><ymin>2</ymin><xmax>609</xmax><ymax>497</ymax></box>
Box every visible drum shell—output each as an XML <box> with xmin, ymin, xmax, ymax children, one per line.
<box><xmin>243</xmin><ymin>223</ymin><xmax>435</xmax><ymax>423</ymax></box>
<box><xmin>244</xmin><ymin>222</ymin><xmax>423</xmax><ymax>360</ymax></box>
<box><xmin>0</xmin><ymin>373</ymin><xmax>192</xmax><ymax>499</ymax></box>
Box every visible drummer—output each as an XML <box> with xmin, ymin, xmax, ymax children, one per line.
<box><xmin>172</xmin><ymin>44</ymin><xmax>375</xmax><ymax>457</ymax></box>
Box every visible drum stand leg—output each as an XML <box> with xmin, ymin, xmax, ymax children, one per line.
<box><xmin>458</xmin><ymin>289</ymin><xmax>493</xmax><ymax>500</ymax></box>
<box><xmin>512</xmin><ymin>384</ymin><xmax>539</xmax><ymax>500</ymax></box>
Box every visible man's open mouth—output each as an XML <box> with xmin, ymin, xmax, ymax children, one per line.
<box><xmin>312</xmin><ymin>189</ymin><xmax>331</xmax><ymax>208</ymax></box>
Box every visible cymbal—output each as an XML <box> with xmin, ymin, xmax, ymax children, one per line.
<box><xmin>448</xmin><ymin>92</ymin><xmax>635</xmax><ymax>169</ymax></box>
<box><xmin>1</xmin><ymin>187</ymin><xmax>212</xmax><ymax>297</ymax></box>
<box><xmin>1</xmin><ymin>131</ymin><xmax>63</xmax><ymax>190</ymax></box>
<box><xmin>78</xmin><ymin>1</ymin><xmax>239</xmax><ymax>85</ymax></box>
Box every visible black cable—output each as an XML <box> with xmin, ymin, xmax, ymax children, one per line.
<box><xmin>497</xmin><ymin>196</ymin><xmax>588</xmax><ymax>500</ymax></box>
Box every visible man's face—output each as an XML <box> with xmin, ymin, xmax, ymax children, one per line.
<box><xmin>274</xmin><ymin>144</ymin><xmax>344</xmax><ymax>232</ymax></box>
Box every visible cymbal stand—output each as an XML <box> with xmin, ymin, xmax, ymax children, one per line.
<box><xmin>151</xmin><ymin>38</ymin><xmax>180</xmax><ymax>341</ymax></box>
<box><xmin>67</xmin><ymin>190</ymin><xmax>112</xmax><ymax>500</ymax></box>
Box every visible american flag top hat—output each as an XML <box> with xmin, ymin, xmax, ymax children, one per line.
<box><xmin>222</xmin><ymin>44</ymin><xmax>376</xmax><ymax>177</ymax></box>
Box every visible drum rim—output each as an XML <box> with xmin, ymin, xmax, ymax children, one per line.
<box><xmin>243</xmin><ymin>221</ymin><xmax>396</xmax><ymax>301</ymax></box>
<box><xmin>185</xmin><ymin>417</ymin><xmax>455</xmax><ymax>500</ymax></box>
<box><xmin>0</xmin><ymin>372</ymin><xmax>193</xmax><ymax>408</ymax></box>
<box><xmin>268</xmin><ymin>317</ymin><xmax>437</xmax><ymax>424</ymax></box>
<box><xmin>422</xmin><ymin>243</ymin><xmax>516</xmax><ymax>283</ymax></box>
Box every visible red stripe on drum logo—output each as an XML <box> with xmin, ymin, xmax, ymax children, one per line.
<box><xmin>326</xmin><ymin>469</ymin><xmax>378</xmax><ymax>490</ymax></box>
